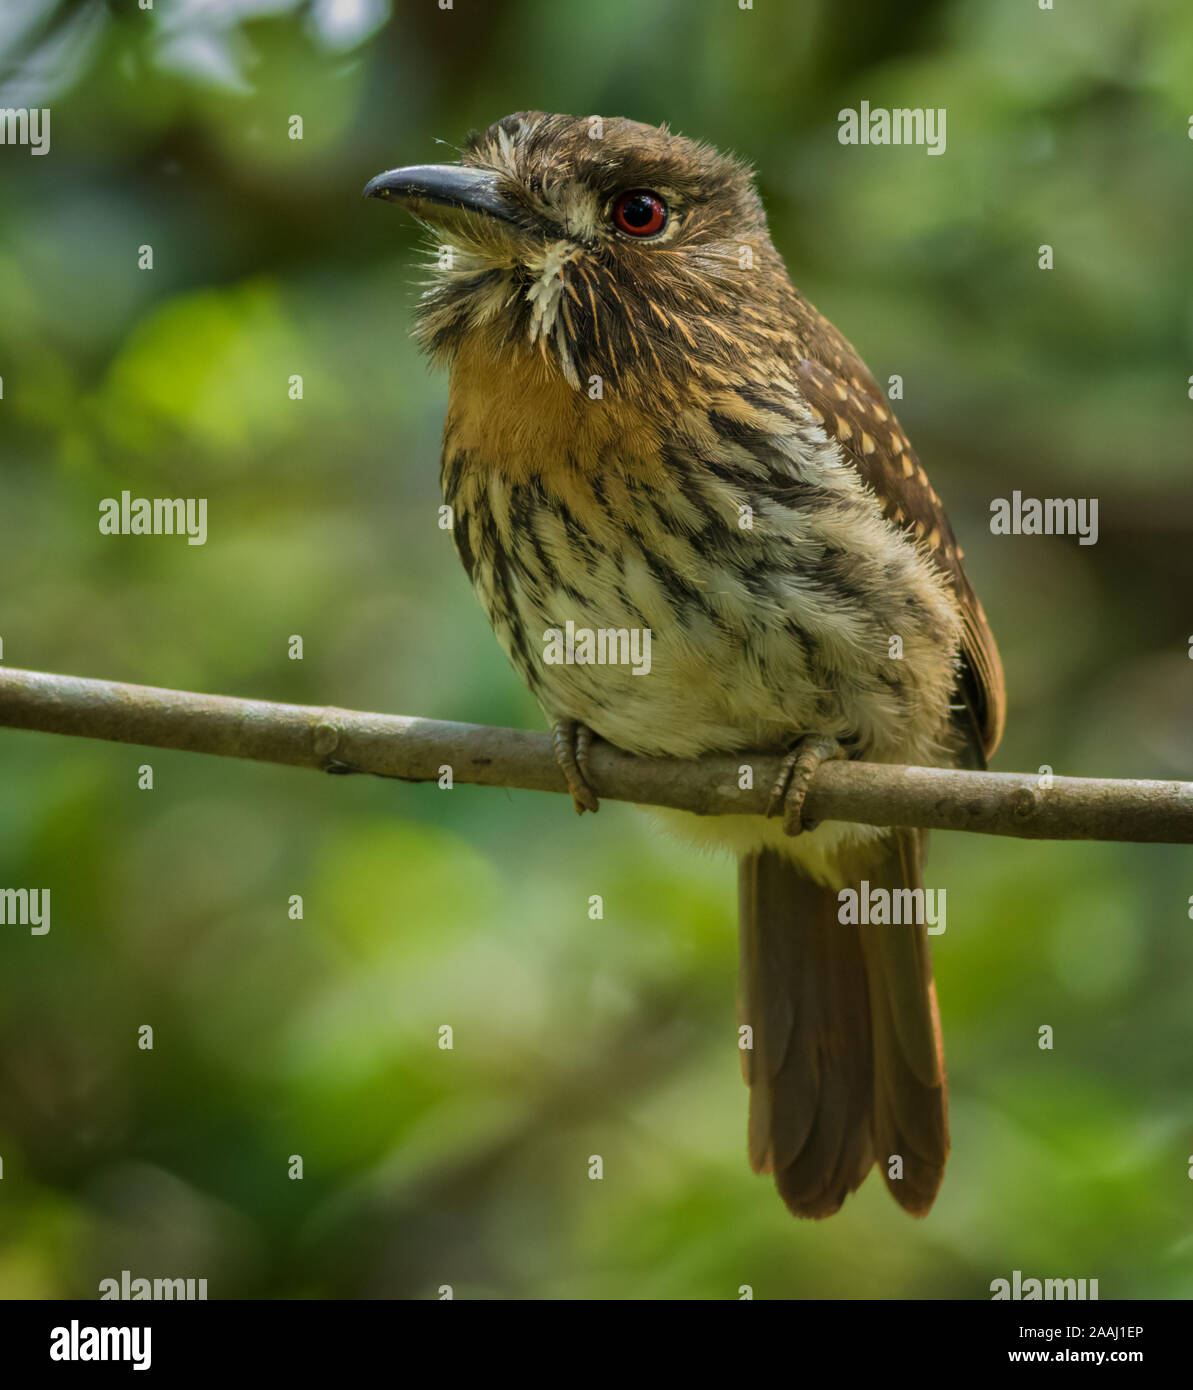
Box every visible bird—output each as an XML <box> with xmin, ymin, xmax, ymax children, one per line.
<box><xmin>365</xmin><ymin>112</ymin><xmax>1005</xmax><ymax>1219</ymax></box>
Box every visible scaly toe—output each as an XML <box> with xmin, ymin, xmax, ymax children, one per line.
<box><xmin>766</xmin><ymin>733</ymin><xmax>843</xmax><ymax>837</ymax></box>
<box><xmin>552</xmin><ymin>718</ymin><xmax>600</xmax><ymax>815</ymax></box>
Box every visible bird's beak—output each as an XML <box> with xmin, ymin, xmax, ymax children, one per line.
<box><xmin>363</xmin><ymin>163</ymin><xmax>518</xmax><ymax>226</ymax></box>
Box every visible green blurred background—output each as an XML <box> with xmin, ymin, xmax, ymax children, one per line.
<box><xmin>1</xmin><ymin>0</ymin><xmax>1191</xmax><ymax>1299</ymax></box>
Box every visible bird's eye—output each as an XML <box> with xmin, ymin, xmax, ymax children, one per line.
<box><xmin>611</xmin><ymin>189</ymin><xmax>668</xmax><ymax>238</ymax></box>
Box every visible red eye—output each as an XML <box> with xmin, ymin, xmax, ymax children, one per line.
<box><xmin>612</xmin><ymin>189</ymin><xmax>667</xmax><ymax>237</ymax></box>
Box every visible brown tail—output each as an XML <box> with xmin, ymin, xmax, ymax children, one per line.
<box><xmin>737</xmin><ymin>828</ymin><xmax>948</xmax><ymax>1218</ymax></box>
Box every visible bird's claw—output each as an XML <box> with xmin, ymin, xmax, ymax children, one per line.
<box><xmin>552</xmin><ymin>717</ymin><xmax>600</xmax><ymax>815</ymax></box>
<box><xmin>766</xmin><ymin>733</ymin><xmax>844</xmax><ymax>836</ymax></box>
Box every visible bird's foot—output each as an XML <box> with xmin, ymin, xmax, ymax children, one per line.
<box><xmin>766</xmin><ymin>733</ymin><xmax>844</xmax><ymax>836</ymax></box>
<box><xmin>551</xmin><ymin>717</ymin><xmax>600</xmax><ymax>815</ymax></box>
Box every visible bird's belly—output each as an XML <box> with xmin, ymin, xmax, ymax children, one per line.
<box><xmin>489</xmin><ymin>560</ymin><xmax>905</xmax><ymax>882</ymax></box>
<box><xmin>472</xmin><ymin>521</ymin><xmax>954</xmax><ymax>769</ymax></box>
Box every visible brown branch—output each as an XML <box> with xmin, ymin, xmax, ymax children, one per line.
<box><xmin>0</xmin><ymin>666</ymin><xmax>1189</xmax><ymax>843</ymax></box>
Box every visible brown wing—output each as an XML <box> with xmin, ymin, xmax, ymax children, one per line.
<box><xmin>786</xmin><ymin>335</ymin><xmax>1004</xmax><ymax>767</ymax></box>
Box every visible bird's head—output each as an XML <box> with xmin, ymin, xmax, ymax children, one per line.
<box><xmin>365</xmin><ymin>112</ymin><xmax>793</xmax><ymax>397</ymax></box>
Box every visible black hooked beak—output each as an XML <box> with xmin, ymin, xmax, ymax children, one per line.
<box><xmin>363</xmin><ymin>164</ymin><xmax>518</xmax><ymax>225</ymax></box>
